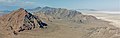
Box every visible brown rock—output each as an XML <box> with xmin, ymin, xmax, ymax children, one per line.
<box><xmin>0</xmin><ymin>8</ymin><xmax>47</xmax><ymax>35</ymax></box>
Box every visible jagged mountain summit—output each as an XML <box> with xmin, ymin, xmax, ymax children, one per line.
<box><xmin>29</xmin><ymin>7</ymin><xmax>98</xmax><ymax>23</ymax></box>
<box><xmin>0</xmin><ymin>8</ymin><xmax>47</xmax><ymax>35</ymax></box>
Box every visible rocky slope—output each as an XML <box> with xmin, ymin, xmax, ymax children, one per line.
<box><xmin>0</xmin><ymin>8</ymin><xmax>47</xmax><ymax>35</ymax></box>
<box><xmin>27</xmin><ymin>7</ymin><xmax>120</xmax><ymax>38</ymax></box>
<box><xmin>30</xmin><ymin>7</ymin><xmax>98</xmax><ymax>23</ymax></box>
<box><xmin>28</xmin><ymin>6</ymin><xmax>81</xmax><ymax>18</ymax></box>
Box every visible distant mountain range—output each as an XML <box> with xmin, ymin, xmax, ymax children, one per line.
<box><xmin>0</xmin><ymin>10</ymin><xmax>11</xmax><ymax>13</ymax></box>
<box><xmin>0</xmin><ymin>11</ymin><xmax>10</xmax><ymax>16</ymax></box>
<box><xmin>76</xmin><ymin>9</ymin><xmax>98</xmax><ymax>11</ymax></box>
<box><xmin>26</xmin><ymin>7</ymin><xmax>41</xmax><ymax>13</ymax></box>
<box><xmin>26</xmin><ymin>7</ymin><xmax>99</xmax><ymax>13</ymax></box>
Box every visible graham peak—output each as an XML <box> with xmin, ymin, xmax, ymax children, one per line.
<box><xmin>17</xmin><ymin>8</ymin><xmax>26</xmax><ymax>12</ymax></box>
<box><xmin>19</xmin><ymin>8</ymin><xmax>24</xmax><ymax>10</ymax></box>
<box><xmin>17</xmin><ymin>8</ymin><xmax>28</xmax><ymax>13</ymax></box>
<box><xmin>0</xmin><ymin>8</ymin><xmax>48</xmax><ymax>35</ymax></box>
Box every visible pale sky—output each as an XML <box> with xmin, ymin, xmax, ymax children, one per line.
<box><xmin>0</xmin><ymin>0</ymin><xmax>119</xmax><ymax>11</ymax></box>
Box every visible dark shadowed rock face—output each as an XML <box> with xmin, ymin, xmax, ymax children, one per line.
<box><xmin>0</xmin><ymin>8</ymin><xmax>47</xmax><ymax>35</ymax></box>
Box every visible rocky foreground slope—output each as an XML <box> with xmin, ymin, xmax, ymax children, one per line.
<box><xmin>0</xmin><ymin>8</ymin><xmax>47</xmax><ymax>35</ymax></box>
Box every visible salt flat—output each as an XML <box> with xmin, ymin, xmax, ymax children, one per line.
<box><xmin>83</xmin><ymin>11</ymin><xmax>120</xmax><ymax>28</ymax></box>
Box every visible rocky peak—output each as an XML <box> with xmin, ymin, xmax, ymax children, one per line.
<box><xmin>16</xmin><ymin>8</ymin><xmax>28</xmax><ymax>14</ymax></box>
<box><xmin>0</xmin><ymin>8</ymin><xmax>47</xmax><ymax>35</ymax></box>
<box><xmin>19</xmin><ymin>8</ymin><xmax>24</xmax><ymax>10</ymax></box>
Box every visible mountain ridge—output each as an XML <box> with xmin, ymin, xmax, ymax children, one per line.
<box><xmin>30</xmin><ymin>7</ymin><xmax>98</xmax><ymax>23</ymax></box>
<box><xmin>0</xmin><ymin>8</ymin><xmax>47</xmax><ymax>35</ymax></box>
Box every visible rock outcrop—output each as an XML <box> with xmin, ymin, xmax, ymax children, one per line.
<box><xmin>0</xmin><ymin>8</ymin><xmax>47</xmax><ymax>35</ymax></box>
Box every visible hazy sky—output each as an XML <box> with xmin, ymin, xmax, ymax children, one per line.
<box><xmin>0</xmin><ymin>0</ymin><xmax>119</xmax><ymax>11</ymax></box>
